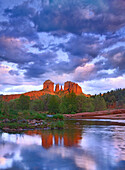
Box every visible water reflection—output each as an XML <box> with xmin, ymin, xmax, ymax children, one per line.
<box><xmin>0</xmin><ymin>120</ymin><xmax>125</xmax><ymax>170</ymax></box>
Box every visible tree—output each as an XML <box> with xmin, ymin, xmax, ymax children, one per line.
<box><xmin>84</xmin><ymin>98</ymin><xmax>95</xmax><ymax>112</ymax></box>
<box><xmin>48</xmin><ymin>95</ymin><xmax>60</xmax><ymax>113</ymax></box>
<box><xmin>40</xmin><ymin>94</ymin><xmax>51</xmax><ymax>111</ymax></box>
<box><xmin>94</xmin><ymin>96</ymin><xmax>106</xmax><ymax>111</ymax></box>
<box><xmin>0</xmin><ymin>98</ymin><xmax>3</xmax><ymax>114</ymax></box>
<box><xmin>18</xmin><ymin>95</ymin><xmax>30</xmax><ymax>110</ymax></box>
<box><xmin>59</xmin><ymin>92</ymin><xmax>77</xmax><ymax>114</ymax></box>
<box><xmin>76</xmin><ymin>95</ymin><xmax>87</xmax><ymax>112</ymax></box>
<box><xmin>8</xmin><ymin>99</ymin><xmax>19</xmax><ymax>115</ymax></box>
<box><xmin>1</xmin><ymin>101</ymin><xmax>9</xmax><ymax>115</ymax></box>
<box><xmin>30</xmin><ymin>99</ymin><xmax>44</xmax><ymax>112</ymax></box>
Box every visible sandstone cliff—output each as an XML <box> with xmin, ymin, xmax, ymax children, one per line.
<box><xmin>64</xmin><ymin>81</ymin><xmax>82</xmax><ymax>95</ymax></box>
<box><xmin>43</xmin><ymin>80</ymin><xmax>54</xmax><ymax>92</ymax></box>
<box><xmin>2</xmin><ymin>80</ymin><xmax>85</xmax><ymax>101</ymax></box>
<box><xmin>55</xmin><ymin>84</ymin><xmax>59</xmax><ymax>92</ymax></box>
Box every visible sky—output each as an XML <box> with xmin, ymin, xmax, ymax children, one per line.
<box><xmin>0</xmin><ymin>0</ymin><xmax>125</xmax><ymax>95</ymax></box>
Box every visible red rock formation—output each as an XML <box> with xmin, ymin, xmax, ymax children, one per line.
<box><xmin>64</xmin><ymin>81</ymin><xmax>82</xmax><ymax>95</ymax></box>
<box><xmin>2</xmin><ymin>80</ymin><xmax>84</xmax><ymax>101</ymax></box>
<box><xmin>60</xmin><ymin>85</ymin><xmax>63</xmax><ymax>91</ymax></box>
<box><xmin>43</xmin><ymin>80</ymin><xmax>54</xmax><ymax>92</ymax></box>
<box><xmin>55</xmin><ymin>84</ymin><xmax>59</xmax><ymax>92</ymax></box>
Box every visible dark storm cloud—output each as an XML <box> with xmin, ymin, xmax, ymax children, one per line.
<box><xmin>21</xmin><ymin>52</ymin><xmax>58</xmax><ymax>78</ymax></box>
<box><xmin>0</xmin><ymin>0</ymin><xmax>125</xmax><ymax>83</ymax></box>
<box><xmin>103</xmin><ymin>46</ymin><xmax>125</xmax><ymax>73</ymax></box>
<box><xmin>9</xmin><ymin>70</ymin><xmax>19</xmax><ymax>76</ymax></box>
<box><xmin>4</xmin><ymin>1</ymin><xmax>35</xmax><ymax>18</ymax></box>
<box><xmin>0</xmin><ymin>36</ymin><xmax>34</xmax><ymax>64</ymax></box>
<box><xmin>63</xmin><ymin>34</ymin><xmax>103</xmax><ymax>58</ymax></box>
<box><xmin>30</xmin><ymin>0</ymin><xmax>125</xmax><ymax>34</ymax></box>
<box><xmin>0</xmin><ymin>18</ymin><xmax>38</xmax><ymax>41</ymax></box>
<box><xmin>2</xmin><ymin>0</ymin><xmax>125</xmax><ymax>35</ymax></box>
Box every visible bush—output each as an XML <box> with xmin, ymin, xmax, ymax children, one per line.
<box><xmin>55</xmin><ymin>121</ymin><xmax>64</xmax><ymax>129</ymax></box>
<box><xmin>53</xmin><ymin>114</ymin><xmax>64</xmax><ymax>120</ymax></box>
<box><xmin>32</xmin><ymin>113</ymin><xmax>47</xmax><ymax>120</ymax></box>
<box><xmin>50</xmin><ymin>122</ymin><xmax>55</xmax><ymax>130</ymax></box>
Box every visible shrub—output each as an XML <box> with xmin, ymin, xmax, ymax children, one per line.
<box><xmin>53</xmin><ymin>114</ymin><xmax>64</xmax><ymax>120</ymax></box>
<box><xmin>71</xmin><ymin>112</ymin><xmax>76</xmax><ymax>114</ymax></box>
<box><xmin>32</xmin><ymin>113</ymin><xmax>47</xmax><ymax>120</ymax></box>
<box><xmin>55</xmin><ymin>121</ymin><xmax>64</xmax><ymax>129</ymax></box>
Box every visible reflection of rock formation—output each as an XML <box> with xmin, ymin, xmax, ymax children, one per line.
<box><xmin>25</xmin><ymin>129</ymin><xmax>82</xmax><ymax>149</ymax></box>
<box><xmin>0</xmin><ymin>130</ymin><xmax>96</xmax><ymax>170</ymax></box>
<box><xmin>42</xmin><ymin>134</ymin><xmax>53</xmax><ymax>149</ymax></box>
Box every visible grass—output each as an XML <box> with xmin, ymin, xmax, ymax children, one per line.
<box><xmin>0</xmin><ymin>111</ymin><xmax>65</xmax><ymax>131</ymax></box>
<box><xmin>50</xmin><ymin>120</ymin><xmax>64</xmax><ymax>130</ymax></box>
<box><xmin>53</xmin><ymin>114</ymin><xmax>64</xmax><ymax>120</ymax></box>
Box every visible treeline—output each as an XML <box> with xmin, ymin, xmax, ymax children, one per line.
<box><xmin>102</xmin><ymin>88</ymin><xmax>125</xmax><ymax>108</ymax></box>
<box><xmin>0</xmin><ymin>93</ymin><xmax>107</xmax><ymax>115</ymax></box>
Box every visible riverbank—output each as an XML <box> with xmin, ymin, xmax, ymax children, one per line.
<box><xmin>64</xmin><ymin>109</ymin><xmax>125</xmax><ymax>119</ymax></box>
<box><xmin>1</xmin><ymin>109</ymin><xmax>125</xmax><ymax>133</ymax></box>
<box><xmin>0</xmin><ymin>113</ymin><xmax>64</xmax><ymax>133</ymax></box>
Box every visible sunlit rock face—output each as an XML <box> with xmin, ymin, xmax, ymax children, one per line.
<box><xmin>43</xmin><ymin>80</ymin><xmax>54</xmax><ymax>92</ymax></box>
<box><xmin>64</xmin><ymin>81</ymin><xmax>83</xmax><ymax>95</ymax></box>
<box><xmin>55</xmin><ymin>84</ymin><xmax>59</xmax><ymax>92</ymax></box>
<box><xmin>2</xmin><ymin>80</ymin><xmax>84</xmax><ymax>101</ymax></box>
<box><xmin>60</xmin><ymin>85</ymin><xmax>63</xmax><ymax>91</ymax></box>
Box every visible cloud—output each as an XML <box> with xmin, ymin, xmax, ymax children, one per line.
<box><xmin>82</xmin><ymin>75</ymin><xmax>125</xmax><ymax>95</ymax></box>
<box><xmin>0</xmin><ymin>36</ymin><xmax>34</xmax><ymax>64</ymax></box>
<box><xmin>102</xmin><ymin>46</ymin><xmax>125</xmax><ymax>76</ymax></box>
<box><xmin>0</xmin><ymin>0</ymin><xmax>125</xmax><ymax>94</ymax></box>
<box><xmin>2</xmin><ymin>0</ymin><xmax>125</xmax><ymax>35</ymax></box>
<box><xmin>74</xmin><ymin>63</ymin><xmax>96</xmax><ymax>81</ymax></box>
<box><xmin>0</xmin><ymin>63</ymin><xmax>22</xmax><ymax>85</ymax></box>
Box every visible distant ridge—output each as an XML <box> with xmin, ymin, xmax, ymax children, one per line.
<box><xmin>2</xmin><ymin>80</ymin><xmax>90</xmax><ymax>101</ymax></box>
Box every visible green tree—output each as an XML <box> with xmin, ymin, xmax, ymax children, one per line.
<box><xmin>8</xmin><ymin>99</ymin><xmax>19</xmax><ymax>115</ymax></box>
<box><xmin>59</xmin><ymin>92</ymin><xmax>77</xmax><ymax>114</ymax></box>
<box><xmin>0</xmin><ymin>98</ymin><xmax>3</xmax><ymax>114</ymax></box>
<box><xmin>1</xmin><ymin>101</ymin><xmax>9</xmax><ymax>115</ymax></box>
<box><xmin>40</xmin><ymin>94</ymin><xmax>51</xmax><ymax>111</ymax></box>
<box><xmin>30</xmin><ymin>99</ymin><xmax>44</xmax><ymax>111</ymax></box>
<box><xmin>94</xmin><ymin>96</ymin><xmax>106</xmax><ymax>111</ymax></box>
<box><xmin>84</xmin><ymin>98</ymin><xmax>95</xmax><ymax>112</ymax></box>
<box><xmin>48</xmin><ymin>95</ymin><xmax>60</xmax><ymax>113</ymax></box>
<box><xmin>76</xmin><ymin>95</ymin><xmax>87</xmax><ymax>112</ymax></box>
<box><xmin>18</xmin><ymin>95</ymin><xmax>30</xmax><ymax>110</ymax></box>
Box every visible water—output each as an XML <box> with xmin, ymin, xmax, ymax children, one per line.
<box><xmin>0</xmin><ymin>119</ymin><xmax>125</xmax><ymax>170</ymax></box>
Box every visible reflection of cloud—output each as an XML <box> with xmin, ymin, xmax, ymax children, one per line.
<box><xmin>0</xmin><ymin>143</ymin><xmax>22</xmax><ymax>169</ymax></box>
<box><xmin>113</xmin><ymin>126</ymin><xmax>125</xmax><ymax>161</ymax></box>
<box><xmin>0</xmin><ymin>126</ymin><xmax>125</xmax><ymax>170</ymax></box>
<box><xmin>0</xmin><ymin>132</ymin><xmax>96</xmax><ymax>169</ymax></box>
<box><xmin>2</xmin><ymin>133</ymin><xmax>41</xmax><ymax>146</ymax></box>
<box><xmin>75</xmin><ymin>155</ymin><xmax>96</xmax><ymax>170</ymax></box>
<box><xmin>49</xmin><ymin>146</ymin><xmax>97</xmax><ymax>170</ymax></box>
<box><xmin>0</xmin><ymin>157</ymin><xmax>6</xmax><ymax>166</ymax></box>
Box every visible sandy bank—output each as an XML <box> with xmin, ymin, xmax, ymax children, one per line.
<box><xmin>64</xmin><ymin>109</ymin><xmax>125</xmax><ymax>120</ymax></box>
